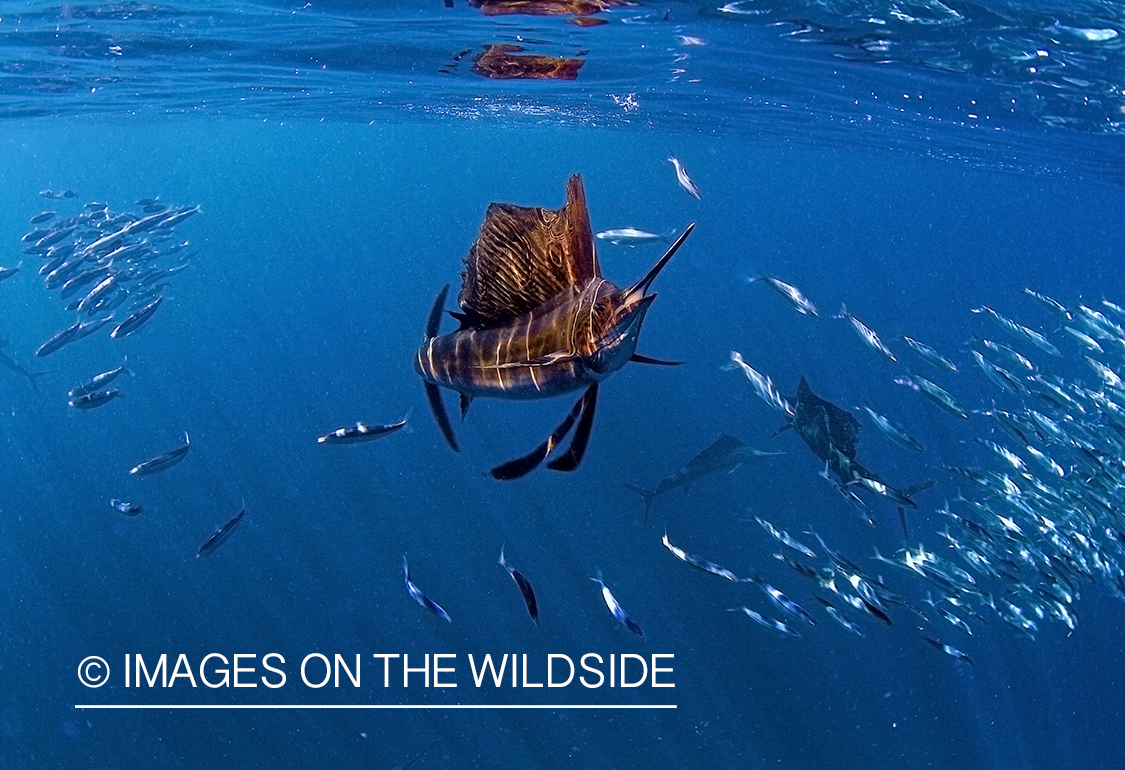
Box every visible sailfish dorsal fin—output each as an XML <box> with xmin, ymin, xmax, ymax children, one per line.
<box><xmin>457</xmin><ymin>175</ymin><xmax>600</xmax><ymax>327</ymax></box>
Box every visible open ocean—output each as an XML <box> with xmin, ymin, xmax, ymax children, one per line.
<box><xmin>2</xmin><ymin>1</ymin><xmax>1124</xmax><ymax>768</ymax></box>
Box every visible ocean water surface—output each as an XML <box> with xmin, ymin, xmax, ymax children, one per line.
<box><xmin>1</xmin><ymin>2</ymin><xmax>1124</xmax><ymax>768</ymax></box>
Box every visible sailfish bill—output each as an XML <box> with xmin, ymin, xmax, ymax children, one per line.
<box><xmin>415</xmin><ymin>174</ymin><xmax>692</xmax><ymax>478</ymax></box>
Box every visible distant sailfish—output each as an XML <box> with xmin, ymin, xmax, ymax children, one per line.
<box><xmin>625</xmin><ymin>433</ymin><xmax>782</xmax><ymax>526</ymax></box>
<box><xmin>415</xmin><ymin>175</ymin><xmax>694</xmax><ymax>480</ymax></box>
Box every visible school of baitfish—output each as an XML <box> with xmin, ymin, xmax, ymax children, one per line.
<box><xmin>5</xmin><ymin>168</ymin><xmax>1124</xmax><ymax>666</ymax></box>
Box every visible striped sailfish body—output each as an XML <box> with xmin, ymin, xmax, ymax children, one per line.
<box><xmin>413</xmin><ymin>173</ymin><xmax>692</xmax><ymax>478</ymax></box>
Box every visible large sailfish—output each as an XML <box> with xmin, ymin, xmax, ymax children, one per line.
<box><xmin>414</xmin><ymin>175</ymin><xmax>694</xmax><ymax>480</ymax></box>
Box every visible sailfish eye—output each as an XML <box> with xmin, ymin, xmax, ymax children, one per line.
<box><xmin>593</xmin><ymin>300</ymin><xmax>610</xmax><ymax>320</ymax></box>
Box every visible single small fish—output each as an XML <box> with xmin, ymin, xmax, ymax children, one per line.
<box><xmin>0</xmin><ymin>262</ymin><xmax>22</xmax><ymax>282</ymax></box>
<box><xmin>111</xmin><ymin>294</ymin><xmax>164</xmax><ymax>338</ymax></box>
<box><xmin>35</xmin><ymin>321</ymin><xmax>82</xmax><ymax>358</ymax></box>
<box><xmin>861</xmin><ymin>404</ymin><xmax>924</xmax><ymax>453</ymax></box>
<box><xmin>197</xmin><ymin>503</ymin><xmax>246</xmax><ymax>557</ymax></box>
<box><xmin>728</xmin><ymin>351</ymin><xmax>794</xmax><ymax>415</ymax></box>
<box><xmin>834</xmin><ymin>304</ymin><xmax>897</xmax><ymax>362</ymax></box>
<box><xmin>68</xmin><ymin>387</ymin><xmax>121</xmax><ymax>410</ymax></box>
<box><xmin>894</xmin><ymin>372</ymin><xmax>968</xmax><ymax>419</ymax></box>
<box><xmin>901</xmin><ymin>335</ymin><xmax>957</xmax><ymax>372</ymax></box>
<box><xmin>661</xmin><ymin>531</ymin><xmax>737</xmax><ymax>581</ymax></box>
<box><xmin>130</xmin><ymin>432</ymin><xmax>191</xmax><ymax>476</ymax></box>
<box><xmin>1063</xmin><ymin>326</ymin><xmax>1103</xmax><ymax>353</ymax></box>
<box><xmin>972</xmin><ymin>336</ymin><xmax>1035</xmax><ymax>371</ymax></box>
<box><xmin>29</xmin><ymin>210</ymin><xmax>57</xmax><ymax>224</ymax></box>
<box><xmin>748</xmin><ymin>274</ymin><xmax>819</xmax><ymax>316</ymax></box>
<box><xmin>69</xmin><ymin>360</ymin><xmax>131</xmax><ymax>398</ymax></box>
<box><xmin>76</xmin><ymin>274</ymin><xmax>117</xmax><ymax>314</ymax></box>
<box><xmin>156</xmin><ymin>205</ymin><xmax>200</xmax><ymax>229</ymax></box>
<box><xmin>728</xmin><ymin>606</ymin><xmax>800</xmax><ymax>638</ymax></box>
<box><xmin>404</xmin><ymin>555</ymin><xmax>452</xmax><ymax>623</ymax></box>
<box><xmin>969</xmin><ymin>350</ymin><xmax>1028</xmax><ymax>395</ymax></box>
<box><xmin>667</xmin><ymin>156</ymin><xmax>701</xmax><ymax>199</ymax></box>
<box><xmin>594</xmin><ymin>228</ymin><xmax>666</xmax><ymax>245</ymax></box>
<box><xmin>316</xmin><ymin>415</ymin><xmax>408</xmax><ymax>445</ymax></box>
<box><xmin>498</xmin><ymin>546</ymin><xmax>539</xmax><ymax>626</ymax></box>
<box><xmin>39</xmin><ymin>189</ymin><xmax>76</xmax><ymax>200</ymax></box>
<box><xmin>921</xmin><ymin>633</ymin><xmax>972</xmax><ymax>665</ymax></box>
<box><xmin>592</xmin><ymin>570</ymin><xmax>644</xmax><ymax>638</ymax></box>
<box><xmin>110</xmin><ymin>499</ymin><xmax>143</xmax><ymax>516</ymax></box>
<box><xmin>744</xmin><ymin>575</ymin><xmax>817</xmax><ymax>626</ymax></box>
<box><xmin>812</xmin><ymin>595</ymin><xmax>863</xmax><ymax>636</ymax></box>
<box><xmin>1022</xmin><ymin>288</ymin><xmax>1072</xmax><ymax>321</ymax></box>
<box><xmin>754</xmin><ymin>516</ymin><xmax>815</xmax><ymax>558</ymax></box>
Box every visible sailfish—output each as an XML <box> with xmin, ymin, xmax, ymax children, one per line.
<box><xmin>414</xmin><ymin>175</ymin><xmax>694</xmax><ymax>480</ymax></box>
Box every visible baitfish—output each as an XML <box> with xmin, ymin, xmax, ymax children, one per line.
<box><xmin>69</xmin><ymin>360</ymin><xmax>131</xmax><ymax>398</ymax></box>
<box><xmin>197</xmin><ymin>503</ymin><xmax>247</xmax><ymax>557</ymax></box>
<box><xmin>747</xmin><ymin>274</ymin><xmax>819</xmax><ymax>316</ymax></box>
<box><xmin>0</xmin><ymin>262</ymin><xmax>21</xmax><ymax>282</ymax></box>
<box><xmin>754</xmin><ymin>516</ymin><xmax>815</xmax><ymax>558</ymax></box>
<box><xmin>661</xmin><ymin>530</ymin><xmax>738</xmax><ymax>581</ymax></box>
<box><xmin>595</xmin><ymin>228</ymin><xmax>667</xmax><ymax>245</ymax></box>
<box><xmin>861</xmin><ymin>403</ymin><xmax>924</xmax><ymax>453</ymax></box>
<box><xmin>894</xmin><ymin>372</ymin><xmax>969</xmax><ymax>419</ymax></box>
<box><xmin>110</xmin><ymin>499</ymin><xmax>143</xmax><ymax>516</ymax></box>
<box><xmin>727</xmin><ymin>351</ymin><xmax>794</xmax><ymax>415</ymax></box>
<box><xmin>901</xmin><ymin>334</ymin><xmax>957</xmax><ymax>372</ymax></box>
<box><xmin>667</xmin><ymin>156</ymin><xmax>702</xmax><ymax>199</ymax></box>
<box><xmin>130</xmin><ymin>432</ymin><xmax>191</xmax><ymax>476</ymax></box>
<box><xmin>403</xmin><ymin>555</ymin><xmax>452</xmax><ymax>623</ymax></box>
<box><xmin>592</xmin><ymin>570</ymin><xmax>644</xmax><ymax>638</ymax></box>
<box><xmin>317</xmin><ymin>414</ymin><xmax>408</xmax><ymax>445</ymax></box>
<box><xmin>111</xmin><ymin>294</ymin><xmax>164</xmax><ymax>338</ymax></box>
<box><xmin>68</xmin><ymin>387</ymin><xmax>121</xmax><ymax>410</ymax></box>
<box><xmin>498</xmin><ymin>546</ymin><xmax>539</xmax><ymax>626</ymax></box>
<box><xmin>921</xmin><ymin>633</ymin><xmax>972</xmax><ymax>665</ymax></box>
<box><xmin>728</xmin><ymin>606</ymin><xmax>800</xmax><ymax>638</ymax></box>
<box><xmin>834</xmin><ymin>304</ymin><xmax>897</xmax><ymax>362</ymax></box>
<box><xmin>414</xmin><ymin>175</ymin><xmax>693</xmax><ymax>480</ymax></box>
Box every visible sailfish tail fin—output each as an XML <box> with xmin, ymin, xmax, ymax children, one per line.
<box><xmin>623</xmin><ymin>484</ymin><xmax>657</xmax><ymax>528</ymax></box>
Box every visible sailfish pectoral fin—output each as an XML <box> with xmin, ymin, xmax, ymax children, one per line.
<box><xmin>630</xmin><ymin>353</ymin><xmax>683</xmax><ymax>366</ymax></box>
<box><xmin>425</xmin><ymin>382</ymin><xmax>460</xmax><ymax>452</ymax></box>
<box><xmin>546</xmin><ymin>384</ymin><xmax>598</xmax><ymax>472</ymax></box>
<box><xmin>460</xmin><ymin>393</ymin><xmax>473</xmax><ymax>421</ymax></box>
<box><xmin>426</xmin><ymin>284</ymin><xmax>450</xmax><ymax>338</ymax></box>
<box><xmin>490</xmin><ymin>390</ymin><xmax>587</xmax><ymax>481</ymax></box>
<box><xmin>420</xmin><ymin>283</ymin><xmax>459</xmax><ymax>452</ymax></box>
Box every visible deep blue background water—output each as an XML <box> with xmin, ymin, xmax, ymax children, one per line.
<box><xmin>2</xmin><ymin>2</ymin><xmax>1125</xmax><ymax>769</ymax></box>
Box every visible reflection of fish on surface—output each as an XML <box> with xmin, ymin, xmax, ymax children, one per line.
<box><xmin>624</xmin><ymin>432</ymin><xmax>782</xmax><ymax>526</ymax></box>
<box><xmin>414</xmin><ymin>175</ymin><xmax>694</xmax><ymax>480</ymax></box>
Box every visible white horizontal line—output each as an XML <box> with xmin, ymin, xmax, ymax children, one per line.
<box><xmin>75</xmin><ymin>704</ymin><xmax>676</xmax><ymax>710</ymax></box>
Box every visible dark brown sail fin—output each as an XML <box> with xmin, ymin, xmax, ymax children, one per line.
<box><xmin>630</xmin><ymin>353</ymin><xmax>683</xmax><ymax>366</ymax></box>
<box><xmin>458</xmin><ymin>175</ymin><xmax>599</xmax><ymax>325</ymax></box>
<box><xmin>490</xmin><ymin>390</ymin><xmax>586</xmax><ymax>481</ymax></box>
<box><xmin>547</xmin><ymin>384</ymin><xmax>598</xmax><ymax>472</ymax></box>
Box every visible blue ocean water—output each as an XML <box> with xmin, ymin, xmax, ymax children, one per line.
<box><xmin>1</xmin><ymin>2</ymin><xmax>1125</xmax><ymax>768</ymax></box>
